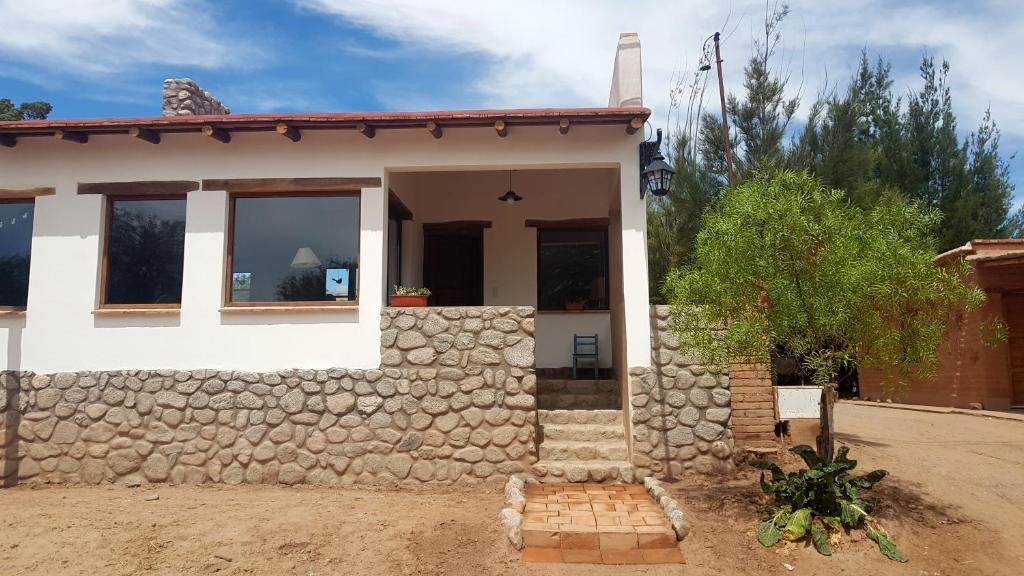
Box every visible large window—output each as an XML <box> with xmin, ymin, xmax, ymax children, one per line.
<box><xmin>227</xmin><ymin>193</ymin><xmax>360</xmax><ymax>306</ymax></box>
<box><xmin>103</xmin><ymin>197</ymin><xmax>186</xmax><ymax>306</ymax></box>
<box><xmin>0</xmin><ymin>200</ymin><xmax>35</xmax><ymax>308</ymax></box>
<box><xmin>537</xmin><ymin>227</ymin><xmax>609</xmax><ymax>311</ymax></box>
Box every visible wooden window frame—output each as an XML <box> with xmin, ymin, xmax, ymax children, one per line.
<box><xmin>536</xmin><ymin>225</ymin><xmax>611</xmax><ymax>312</ymax></box>
<box><xmin>0</xmin><ymin>197</ymin><xmax>37</xmax><ymax>313</ymax></box>
<box><xmin>223</xmin><ymin>190</ymin><xmax>361</xmax><ymax>310</ymax></box>
<box><xmin>97</xmin><ymin>194</ymin><xmax>187</xmax><ymax>312</ymax></box>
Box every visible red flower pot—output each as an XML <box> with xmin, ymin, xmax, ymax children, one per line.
<box><xmin>389</xmin><ymin>294</ymin><xmax>429</xmax><ymax>307</ymax></box>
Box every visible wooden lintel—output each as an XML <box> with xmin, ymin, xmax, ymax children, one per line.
<box><xmin>558</xmin><ymin>118</ymin><xmax>570</xmax><ymax>135</ymax></box>
<box><xmin>0</xmin><ymin>134</ymin><xmax>15</xmax><ymax>148</ymax></box>
<box><xmin>77</xmin><ymin>180</ymin><xmax>200</xmax><ymax>196</ymax></box>
<box><xmin>494</xmin><ymin>120</ymin><xmax>507</xmax><ymax>138</ymax></box>
<box><xmin>423</xmin><ymin>220</ymin><xmax>492</xmax><ymax>233</ymax></box>
<box><xmin>357</xmin><ymin>123</ymin><xmax>376</xmax><ymax>139</ymax></box>
<box><xmin>426</xmin><ymin>121</ymin><xmax>442</xmax><ymax>139</ymax></box>
<box><xmin>129</xmin><ymin>126</ymin><xmax>160</xmax><ymax>144</ymax></box>
<box><xmin>0</xmin><ymin>187</ymin><xmax>56</xmax><ymax>199</ymax></box>
<box><xmin>276</xmin><ymin>122</ymin><xmax>301</xmax><ymax>142</ymax></box>
<box><xmin>54</xmin><ymin>130</ymin><xmax>88</xmax><ymax>144</ymax></box>
<box><xmin>626</xmin><ymin>117</ymin><xmax>644</xmax><ymax>135</ymax></box>
<box><xmin>202</xmin><ymin>125</ymin><xmax>231</xmax><ymax>143</ymax></box>
<box><xmin>525</xmin><ymin>218</ymin><xmax>610</xmax><ymax>229</ymax></box>
<box><xmin>201</xmin><ymin>177</ymin><xmax>383</xmax><ymax>193</ymax></box>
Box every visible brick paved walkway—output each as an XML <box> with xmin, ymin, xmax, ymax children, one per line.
<box><xmin>520</xmin><ymin>483</ymin><xmax>685</xmax><ymax>565</ymax></box>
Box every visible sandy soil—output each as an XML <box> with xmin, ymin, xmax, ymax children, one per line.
<box><xmin>0</xmin><ymin>402</ymin><xmax>1020</xmax><ymax>576</ymax></box>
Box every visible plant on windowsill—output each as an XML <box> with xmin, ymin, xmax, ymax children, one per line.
<box><xmin>390</xmin><ymin>286</ymin><xmax>431</xmax><ymax>307</ymax></box>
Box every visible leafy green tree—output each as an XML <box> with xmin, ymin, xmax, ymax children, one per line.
<box><xmin>0</xmin><ymin>98</ymin><xmax>52</xmax><ymax>120</ymax></box>
<box><xmin>663</xmin><ymin>170</ymin><xmax>990</xmax><ymax>391</ymax></box>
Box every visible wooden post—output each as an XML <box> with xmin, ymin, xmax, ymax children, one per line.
<box><xmin>558</xmin><ymin>118</ymin><xmax>570</xmax><ymax>135</ymax></box>
<box><xmin>276</xmin><ymin>123</ymin><xmax>301</xmax><ymax>142</ymax></box>
<box><xmin>816</xmin><ymin>383</ymin><xmax>838</xmax><ymax>461</ymax></box>
<box><xmin>357</xmin><ymin>123</ymin><xmax>375</xmax><ymax>139</ymax></box>
<box><xmin>426</xmin><ymin>121</ymin><xmax>442</xmax><ymax>139</ymax></box>
<box><xmin>129</xmin><ymin>127</ymin><xmax>160</xmax><ymax>144</ymax></box>
<box><xmin>202</xmin><ymin>125</ymin><xmax>231</xmax><ymax>144</ymax></box>
<box><xmin>54</xmin><ymin>130</ymin><xmax>88</xmax><ymax>144</ymax></box>
<box><xmin>494</xmin><ymin>120</ymin><xmax>507</xmax><ymax>137</ymax></box>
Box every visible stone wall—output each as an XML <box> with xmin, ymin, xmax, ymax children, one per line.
<box><xmin>162</xmin><ymin>78</ymin><xmax>230</xmax><ymax>116</ymax></box>
<box><xmin>0</xmin><ymin>307</ymin><xmax>537</xmax><ymax>486</ymax></box>
<box><xmin>628</xmin><ymin>306</ymin><xmax>736</xmax><ymax>478</ymax></box>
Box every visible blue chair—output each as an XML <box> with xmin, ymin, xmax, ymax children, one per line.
<box><xmin>572</xmin><ymin>334</ymin><xmax>599</xmax><ymax>379</ymax></box>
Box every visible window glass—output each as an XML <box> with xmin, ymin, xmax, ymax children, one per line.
<box><xmin>105</xmin><ymin>198</ymin><xmax>186</xmax><ymax>305</ymax></box>
<box><xmin>537</xmin><ymin>228</ymin><xmax>609</xmax><ymax>311</ymax></box>
<box><xmin>229</xmin><ymin>194</ymin><xmax>360</xmax><ymax>303</ymax></box>
<box><xmin>0</xmin><ymin>201</ymin><xmax>34</xmax><ymax>307</ymax></box>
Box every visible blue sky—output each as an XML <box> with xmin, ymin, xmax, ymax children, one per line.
<box><xmin>1</xmin><ymin>0</ymin><xmax>1020</xmax><ymax>206</ymax></box>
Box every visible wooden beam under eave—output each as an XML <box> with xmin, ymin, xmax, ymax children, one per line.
<box><xmin>558</xmin><ymin>118</ymin><xmax>570</xmax><ymax>135</ymax></box>
<box><xmin>357</xmin><ymin>123</ymin><xmax>375</xmax><ymax>139</ymax></box>
<box><xmin>0</xmin><ymin>134</ymin><xmax>15</xmax><ymax>148</ymax></box>
<box><xmin>276</xmin><ymin>122</ymin><xmax>301</xmax><ymax>142</ymax></box>
<box><xmin>426</xmin><ymin>121</ymin><xmax>442</xmax><ymax>139</ymax></box>
<box><xmin>202</xmin><ymin>125</ymin><xmax>231</xmax><ymax>144</ymax></box>
<box><xmin>54</xmin><ymin>130</ymin><xmax>88</xmax><ymax>144</ymax></box>
<box><xmin>0</xmin><ymin>187</ymin><xmax>56</xmax><ymax>198</ymax></box>
<box><xmin>626</xmin><ymin>117</ymin><xmax>644</xmax><ymax>135</ymax></box>
<box><xmin>494</xmin><ymin>120</ymin><xmax>507</xmax><ymax>138</ymax></box>
<box><xmin>129</xmin><ymin>126</ymin><xmax>161</xmax><ymax>144</ymax></box>
<box><xmin>201</xmin><ymin>177</ymin><xmax>383</xmax><ymax>193</ymax></box>
<box><xmin>77</xmin><ymin>180</ymin><xmax>200</xmax><ymax>196</ymax></box>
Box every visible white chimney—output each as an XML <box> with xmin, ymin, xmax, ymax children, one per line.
<box><xmin>608</xmin><ymin>32</ymin><xmax>643</xmax><ymax>107</ymax></box>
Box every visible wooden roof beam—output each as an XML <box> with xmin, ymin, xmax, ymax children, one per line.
<box><xmin>129</xmin><ymin>127</ymin><xmax>160</xmax><ymax>144</ymax></box>
<box><xmin>494</xmin><ymin>120</ymin><xmax>507</xmax><ymax>138</ymax></box>
<box><xmin>54</xmin><ymin>130</ymin><xmax>88</xmax><ymax>144</ymax></box>
<box><xmin>0</xmin><ymin>134</ymin><xmax>15</xmax><ymax>148</ymax></box>
<box><xmin>426</xmin><ymin>121</ymin><xmax>442</xmax><ymax>139</ymax></box>
<box><xmin>276</xmin><ymin>122</ymin><xmax>301</xmax><ymax>142</ymax></box>
<box><xmin>357</xmin><ymin>123</ymin><xmax>375</xmax><ymax>139</ymax></box>
<box><xmin>559</xmin><ymin>118</ymin><xmax>570</xmax><ymax>135</ymax></box>
<box><xmin>626</xmin><ymin>117</ymin><xmax>644</xmax><ymax>135</ymax></box>
<box><xmin>202</xmin><ymin>125</ymin><xmax>231</xmax><ymax>144</ymax></box>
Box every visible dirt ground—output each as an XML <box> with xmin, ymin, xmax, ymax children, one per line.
<box><xmin>0</xmin><ymin>402</ymin><xmax>1021</xmax><ymax>576</ymax></box>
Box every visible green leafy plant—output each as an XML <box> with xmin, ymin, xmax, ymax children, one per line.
<box><xmin>752</xmin><ymin>445</ymin><xmax>906</xmax><ymax>562</ymax></box>
<box><xmin>393</xmin><ymin>285</ymin><xmax>431</xmax><ymax>296</ymax></box>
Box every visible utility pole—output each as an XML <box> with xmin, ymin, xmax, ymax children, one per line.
<box><xmin>713</xmin><ymin>32</ymin><xmax>737</xmax><ymax>187</ymax></box>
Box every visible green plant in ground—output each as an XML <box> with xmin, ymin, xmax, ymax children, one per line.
<box><xmin>393</xmin><ymin>285</ymin><xmax>431</xmax><ymax>296</ymax></box>
<box><xmin>752</xmin><ymin>445</ymin><xmax>906</xmax><ymax>562</ymax></box>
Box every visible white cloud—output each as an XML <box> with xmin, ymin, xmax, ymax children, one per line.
<box><xmin>0</xmin><ymin>0</ymin><xmax>257</xmax><ymax>76</ymax></box>
<box><xmin>295</xmin><ymin>0</ymin><xmax>1024</xmax><ymax>143</ymax></box>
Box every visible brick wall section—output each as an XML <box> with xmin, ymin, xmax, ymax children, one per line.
<box><xmin>728</xmin><ymin>362</ymin><xmax>776</xmax><ymax>449</ymax></box>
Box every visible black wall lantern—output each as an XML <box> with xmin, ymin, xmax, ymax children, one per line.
<box><xmin>639</xmin><ymin>128</ymin><xmax>675</xmax><ymax>198</ymax></box>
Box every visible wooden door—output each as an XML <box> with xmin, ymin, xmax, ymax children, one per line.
<box><xmin>422</xmin><ymin>223</ymin><xmax>485</xmax><ymax>306</ymax></box>
<box><xmin>1005</xmin><ymin>293</ymin><xmax>1024</xmax><ymax>407</ymax></box>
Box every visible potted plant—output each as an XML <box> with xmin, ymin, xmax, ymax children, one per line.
<box><xmin>390</xmin><ymin>286</ymin><xmax>431</xmax><ymax>307</ymax></box>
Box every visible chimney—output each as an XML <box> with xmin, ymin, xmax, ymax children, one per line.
<box><xmin>608</xmin><ymin>32</ymin><xmax>643</xmax><ymax>107</ymax></box>
<box><xmin>162</xmin><ymin>78</ymin><xmax>230</xmax><ymax>116</ymax></box>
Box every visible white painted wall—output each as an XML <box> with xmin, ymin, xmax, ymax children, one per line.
<box><xmin>0</xmin><ymin>125</ymin><xmax>647</xmax><ymax>372</ymax></box>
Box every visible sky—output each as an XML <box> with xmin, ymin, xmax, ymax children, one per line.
<box><xmin>0</xmin><ymin>0</ymin><xmax>1020</xmax><ymax>206</ymax></box>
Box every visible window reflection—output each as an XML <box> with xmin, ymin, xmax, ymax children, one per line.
<box><xmin>105</xmin><ymin>198</ymin><xmax>186</xmax><ymax>305</ymax></box>
<box><xmin>538</xmin><ymin>228</ymin><xmax>609</xmax><ymax>311</ymax></box>
<box><xmin>0</xmin><ymin>201</ymin><xmax>34</xmax><ymax>307</ymax></box>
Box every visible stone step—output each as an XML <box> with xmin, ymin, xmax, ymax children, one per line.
<box><xmin>537</xmin><ymin>379</ymin><xmax>620</xmax><ymax>395</ymax></box>
<box><xmin>536</xmin><ymin>393</ymin><xmax>621</xmax><ymax>410</ymax></box>
<box><xmin>531</xmin><ymin>459</ymin><xmax>636</xmax><ymax>483</ymax></box>
<box><xmin>541</xmin><ymin>423</ymin><xmax>626</xmax><ymax>442</ymax></box>
<box><xmin>538</xmin><ymin>409</ymin><xmax>622</xmax><ymax>426</ymax></box>
<box><xmin>539</xmin><ymin>440</ymin><xmax>630</xmax><ymax>461</ymax></box>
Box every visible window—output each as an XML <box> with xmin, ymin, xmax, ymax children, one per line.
<box><xmin>103</xmin><ymin>197</ymin><xmax>186</xmax><ymax>306</ymax></box>
<box><xmin>537</xmin><ymin>227</ymin><xmax>609</xmax><ymax>311</ymax></box>
<box><xmin>227</xmin><ymin>193</ymin><xmax>360</xmax><ymax>305</ymax></box>
<box><xmin>0</xmin><ymin>200</ymin><xmax>35</xmax><ymax>308</ymax></box>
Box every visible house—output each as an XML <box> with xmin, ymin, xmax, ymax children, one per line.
<box><xmin>0</xmin><ymin>34</ymin><xmax>775</xmax><ymax>486</ymax></box>
<box><xmin>860</xmin><ymin>239</ymin><xmax>1024</xmax><ymax>411</ymax></box>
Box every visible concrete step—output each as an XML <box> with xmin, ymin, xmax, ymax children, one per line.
<box><xmin>538</xmin><ymin>409</ymin><xmax>622</xmax><ymax>426</ymax></box>
<box><xmin>537</xmin><ymin>379</ymin><xmax>620</xmax><ymax>394</ymax></box>
<box><xmin>539</xmin><ymin>440</ymin><xmax>630</xmax><ymax>461</ymax></box>
<box><xmin>531</xmin><ymin>459</ymin><xmax>636</xmax><ymax>483</ymax></box>
<box><xmin>536</xmin><ymin>393</ymin><xmax>621</xmax><ymax>410</ymax></box>
<box><xmin>541</xmin><ymin>423</ymin><xmax>626</xmax><ymax>442</ymax></box>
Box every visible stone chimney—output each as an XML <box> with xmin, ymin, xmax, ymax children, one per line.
<box><xmin>608</xmin><ymin>32</ymin><xmax>643</xmax><ymax>107</ymax></box>
<box><xmin>162</xmin><ymin>78</ymin><xmax>230</xmax><ymax>116</ymax></box>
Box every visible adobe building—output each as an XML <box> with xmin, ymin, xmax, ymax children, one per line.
<box><xmin>860</xmin><ymin>239</ymin><xmax>1024</xmax><ymax>411</ymax></box>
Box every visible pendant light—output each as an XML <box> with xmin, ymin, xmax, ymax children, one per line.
<box><xmin>497</xmin><ymin>170</ymin><xmax>523</xmax><ymax>203</ymax></box>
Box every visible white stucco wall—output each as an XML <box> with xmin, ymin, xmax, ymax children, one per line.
<box><xmin>0</xmin><ymin>125</ymin><xmax>649</xmax><ymax>372</ymax></box>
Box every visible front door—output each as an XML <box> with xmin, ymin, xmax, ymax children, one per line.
<box><xmin>1006</xmin><ymin>293</ymin><xmax>1024</xmax><ymax>407</ymax></box>
<box><xmin>422</xmin><ymin>222</ymin><xmax>485</xmax><ymax>306</ymax></box>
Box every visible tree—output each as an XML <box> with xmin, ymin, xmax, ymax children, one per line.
<box><xmin>0</xmin><ymin>98</ymin><xmax>52</xmax><ymax>120</ymax></box>
<box><xmin>662</xmin><ymin>170</ymin><xmax>995</xmax><ymax>452</ymax></box>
